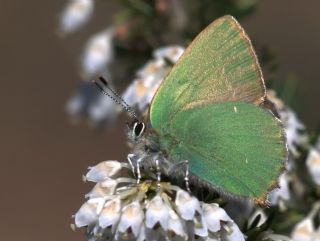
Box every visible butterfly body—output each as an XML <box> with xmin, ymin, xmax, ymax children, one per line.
<box><xmin>124</xmin><ymin>15</ymin><xmax>286</xmax><ymax>203</ymax></box>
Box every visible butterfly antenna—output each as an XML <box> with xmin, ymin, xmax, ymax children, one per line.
<box><xmin>92</xmin><ymin>76</ymin><xmax>139</xmax><ymax>120</ymax></box>
<box><xmin>98</xmin><ymin>77</ymin><xmax>131</xmax><ymax>108</ymax></box>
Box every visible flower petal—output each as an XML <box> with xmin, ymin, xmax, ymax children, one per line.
<box><xmin>153</xmin><ymin>46</ymin><xmax>184</xmax><ymax>63</ymax></box>
<box><xmin>146</xmin><ymin>195</ymin><xmax>170</xmax><ymax>230</ymax></box>
<box><xmin>307</xmin><ymin>148</ymin><xmax>320</xmax><ymax>185</ymax></box>
<box><xmin>175</xmin><ymin>190</ymin><xmax>201</xmax><ymax>221</ymax></box>
<box><xmin>86</xmin><ymin>178</ymin><xmax>117</xmax><ymax>198</ymax></box>
<box><xmin>221</xmin><ymin>222</ymin><xmax>245</xmax><ymax>241</ymax></box>
<box><xmin>99</xmin><ymin>198</ymin><xmax>121</xmax><ymax>229</ymax></box>
<box><xmin>291</xmin><ymin>218</ymin><xmax>314</xmax><ymax>241</ymax></box>
<box><xmin>74</xmin><ymin>201</ymin><xmax>98</xmax><ymax>227</ymax></box>
<box><xmin>86</xmin><ymin>160</ymin><xmax>121</xmax><ymax>182</ymax></box>
<box><xmin>167</xmin><ymin>210</ymin><xmax>187</xmax><ymax>239</ymax></box>
<box><xmin>117</xmin><ymin>201</ymin><xmax>144</xmax><ymax>237</ymax></box>
<box><xmin>194</xmin><ymin>215</ymin><xmax>208</xmax><ymax>237</ymax></box>
<box><xmin>202</xmin><ymin>203</ymin><xmax>222</xmax><ymax>233</ymax></box>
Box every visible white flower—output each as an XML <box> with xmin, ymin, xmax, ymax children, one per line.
<box><xmin>175</xmin><ymin>189</ymin><xmax>201</xmax><ymax>221</ymax></box>
<box><xmin>145</xmin><ymin>195</ymin><xmax>170</xmax><ymax>230</ymax></box>
<box><xmin>312</xmin><ymin>226</ymin><xmax>320</xmax><ymax>241</ymax></box>
<box><xmin>283</xmin><ymin>109</ymin><xmax>307</xmax><ymax>156</ymax></box>
<box><xmin>98</xmin><ymin>198</ymin><xmax>121</xmax><ymax>229</ymax></box>
<box><xmin>137</xmin><ymin>224</ymin><xmax>147</xmax><ymax>241</ymax></box>
<box><xmin>221</xmin><ymin>222</ymin><xmax>245</xmax><ymax>241</ymax></box>
<box><xmin>203</xmin><ymin>203</ymin><xmax>230</xmax><ymax>233</ymax></box>
<box><xmin>86</xmin><ymin>178</ymin><xmax>117</xmax><ymax>198</ymax></box>
<box><xmin>268</xmin><ymin>173</ymin><xmax>290</xmax><ymax>205</ymax></box>
<box><xmin>85</xmin><ymin>160</ymin><xmax>122</xmax><ymax>182</ymax></box>
<box><xmin>153</xmin><ymin>46</ymin><xmax>184</xmax><ymax>62</ymax></box>
<box><xmin>59</xmin><ymin>0</ymin><xmax>94</xmax><ymax>35</ymax></box>
<box><xmin>263</xmin><ymin>233</ymin><xmax>292</xmax><ymax>241</ymax></box>
<box><xmin>291</xmin><ymin>218</ymin><xmax>314</xmax><ymax>241</ymax></box>
<box><xmin>153</xmin><ymin>46</ymin><xmax>184</xmax><ymax>63</ymax></box>
<box><xmin>81</xmin><ymin>28</ymin><xmax>114</xmax><ymax>78</ymax></box>
<box><xmin>167</xmin><ymin>210</ymin><xmax>187</xmax><ymax>240</ymax></box>
<box><xmin>193</xmin><ymin>214</ymin><xmax>208</xmax><ymax>237</ymax></box>
<box><xmin>75</xmin><ymin>200</ymin><xmax>99</xmax><ymax>227</ymax></box>
<box><xmin>306</xmin><ymin>148</ymin><xmax>320</xmax><ymax>185</ymax></box>
<box><xmin>117</xmin><ymin>201</ymin><xmax>144</xmax><ymax>238</ymax></box>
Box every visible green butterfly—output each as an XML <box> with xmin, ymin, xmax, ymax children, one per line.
<box><xmin>97</xmin><ymin>15</ymin><xmax>286</xmax><ymax>204</ymax></box>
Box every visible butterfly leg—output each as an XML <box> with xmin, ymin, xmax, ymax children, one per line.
<box><xmin>136</xmin><ymin>157</ymin><xmax>143</xmax><ymax>184</ymax></box>
<box><xmin>155</xmin><ymin>159</ymin><xmax>161</xmax><ymax>190</ymax></box>
<box><xmin>127</xmin><ymin>154</ymin><xmax>136</xmax><ymax>178</ymax></box>
<box><xmin>127</xmin><ymin>154</ymin><xmax>145</xmax><ymax>184</ymax></box>
<box><xmin>183</xmin><ymin>160</ymin><xmax>191</xmax><ymax>193</ymax></box>
<box><xmin>169</xmin><ymin>160</ymin><xmax>191</xmax><ymax>193</ymax></box>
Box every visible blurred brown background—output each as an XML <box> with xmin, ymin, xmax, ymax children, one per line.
<box><xmin>0</xmin><ymin>1</ymin><xmax>319</xmax><ymax>241</ymax></box>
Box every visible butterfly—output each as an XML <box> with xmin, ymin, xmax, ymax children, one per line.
<box><xmin>94</xmin><ymin>15</ymin><xmax>286</xmax><ymax>204</ymax></box>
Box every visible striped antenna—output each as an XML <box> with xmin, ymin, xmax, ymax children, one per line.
<box><xmin>92</xmin><ymin>76</ymin><xmax>139</xmax><ymax>120</ymax></box>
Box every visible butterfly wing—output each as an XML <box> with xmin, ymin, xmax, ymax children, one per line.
<box><xmin>150</xmin><ymin>15</ymin><xmax>265</xmax><ymax>130</ymax></box>
<box><xmin>149</xmin><ymin>16</ymin><xmax>286</xmax><ymax>199</ymax></box>
<box><xmin>158</xmin><ymin>102</ymin><xmax>286</xmax><ymax>199</ymax></box>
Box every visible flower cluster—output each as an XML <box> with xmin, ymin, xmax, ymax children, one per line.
<box><xmin>74</xmin><ymin>160</ymin><xmax>245</xmax><ymax>241</ymax></box>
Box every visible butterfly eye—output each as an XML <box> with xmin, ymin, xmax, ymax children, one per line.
<box><xmin>133</xmin><ymin>122</ymin><xmax>145</xmax><ymax>137</ymax></box>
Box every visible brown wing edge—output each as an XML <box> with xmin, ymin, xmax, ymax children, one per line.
<box><xmin>226</xmin><ymin>15</ymin><xmax>267</xmax><ymax>105</ymax></box>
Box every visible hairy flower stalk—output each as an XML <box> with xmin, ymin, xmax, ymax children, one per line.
<box><xmin>74</xmin><ymin>160</ymin><xmax>245</xmax><ymax>241</ymax></box>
